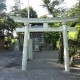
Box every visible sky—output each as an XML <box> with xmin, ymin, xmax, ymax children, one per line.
<box><xmin>6</xmin><ymin>0</ymin><xmax>77</xmax><ymax>17</ymax></box>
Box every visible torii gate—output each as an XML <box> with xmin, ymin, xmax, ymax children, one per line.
<box><xmin>10</xmin><ymin>16</ymin><xmax>78</xmax><ymax>72</ymax></box>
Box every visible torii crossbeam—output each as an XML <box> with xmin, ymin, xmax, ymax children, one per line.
<box><xmin>10</xmin><ymin>16</ymin><xmax>78</xmax><ymax>23</ymax></box>
<box><xmin>16</xmin><ymin>26</ymin><xmax>76</xmax><ymax>32</ymax></box>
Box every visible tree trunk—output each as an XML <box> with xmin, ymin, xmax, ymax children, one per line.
<box><xmin>58</xmin><ymin>32</ymin><xmax>64</xmax><ymax>64</ymax></box>
<box><xmin>52</xmin><ymin>42</ymin><xmax>56</xmax><ymax>50</ymax></box>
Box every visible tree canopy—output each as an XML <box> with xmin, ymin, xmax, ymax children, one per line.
<box><xmin>0</xmin><ymin>0</ymin><xmax>6</xmax><ymax>12</ymax></box>
<box><xmin>0</xmin><ymin>13</ymin><xmax>17</xmax><ymax>34</ymax></box>
<box><xmin>19</xmin><ymin>7</ymin><xmax>37</xmax><ymax>18</ymax></box>
<box><xmin>10</xmin><ymin>6</ymin><xmax>37</xmax><ymax>18</ymax></box>
<box><xmin>42</xmin><ymin>0</ymin><xmax>64</xmax><ymax>17</ymax></box>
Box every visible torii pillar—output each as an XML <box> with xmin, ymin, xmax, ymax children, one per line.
<box><xmin>62</xmin><ymin>21</ymin><xmax>70</xmax><ymax>72</ymax></box>
<box><xmin>22</xmin><ymin>23</ymin><xmax>29</xmax><ymax>71</ymax></box>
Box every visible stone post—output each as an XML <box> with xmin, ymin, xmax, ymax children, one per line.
<box><xmin>62</xmin><ymin>21</ymin><xmax>70</xmax><ymax>72</ymax></box>
<box><xmin>14</xmin><ymin>39</ymin><xmax>19</xmax><ymax>51</ymax></box>
<box><xmin>28</xmin><ymin>39</ymin><xmax>33</xmax><ymax>60</ymax></box>
<box><xmin>22</xmin><ymin>23</ymin><xmax>29</xmax><ymax>71</ymax></box>
<box><xmin>43</xmin><ymin>23</ymin><xmax>48</xmax><ymax>28</ymax></box>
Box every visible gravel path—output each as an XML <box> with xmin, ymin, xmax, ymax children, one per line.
<box><xmin>0</xmin><ymin>50</ymin><xmax>80</xmax><ymax>80</ymax></box>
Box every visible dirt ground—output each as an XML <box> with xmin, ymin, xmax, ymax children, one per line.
<box><xmin>0</xmin><ymin>50</ymin><xmax>80</xmax><ymax>80</ymax></box>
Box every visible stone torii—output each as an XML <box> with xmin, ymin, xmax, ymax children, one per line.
<box><xmin>10</xmin><ymin>16</ymin><xmax>78</xmax><ymax>72</ymax></box>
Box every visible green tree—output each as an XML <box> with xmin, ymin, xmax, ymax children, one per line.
<box><xmin>0</xmin><ymin>0</ymin><xmax>6</xmax><ymax>12</ymax></box>
<box><xmin>0</xmin><ymin>0</ymin><xmax>18</xmax><ymax>49</ymax></box>
<box><xmin>18</xmin><ymin>7</ymin><xmax>37</xmax><ymax>50</ymax></box>
<box><xmin>0</xmin><ymin>13</ymin><xmax>17</xmax><ymax>34</ymax></box>
<box><xmin>10</xmin><ymin>6</ymin><xmax>38</xmax><ymax>50</ymax></box>
<box><xmin>66</xmin><ymin>5</ymin><xmax>79</xmax><ymax>17</ymax></box>
<box><xmin>42</xmin><ymin>0</ymin><xmax>64</xmax><ymax>17</ymax></box>
<box><xmin>66</xmin><ymin>0</ymin><xmax>80</xmax><ymax>18</ymax></box>
<box><xmin>65</xmin><ymin>1</ymin><xmax>80</xmax><ymax>64</ymax></box>
<box><xmin>0</xmin><ymin>13</ymin><xmax>17</xmax><ymax>48</ymax></box>
<box><xmin>10</xmin><ymin>6</ymin><xmax>20</xmax><ymax>16</ymax></box>
<box><xmin>44</xmin><ymin>32</ymin><xmax>59</xmax><ymax>50</ymax></box>
<box><xmin>19</xmin><ymin>7</ymin><xmax>37</xmax><ymax>18</ymax></box>
<box><xmin>42</xmin><ymin>0</ymin><xmax>64</xmax><ymax>63</ymax></box>
<box><xmin>10</xmin><ymin>0</ymin><xmax>21</xmax><ymax>16</ymax></box>
<box><xmin>10</xmin><ymin>6</ymin><xmax>37</xmax><ymax>18</ymax></box>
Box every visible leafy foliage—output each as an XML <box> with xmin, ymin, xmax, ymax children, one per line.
<box><xmin>44</xmin><ymin>32</ymin><xmax>59</xmax><ymax>44</ymax></box>
<box><xmin>0</xmin><ymin>0</ymin><xmax>6</xmax><ymax>12</ymax></box>
<box><xmin>66</xmin><ymin>5</ymin><xmax>79</xmax><ymax>17</ymax></box>
<box><xmin>0</xmin><ymin>12</ymin><xmax>17</xmax><ymax>49</ymax></box>
<box><xmin>0</xmin><ymin>13</ymin><xmax>17</xmax><ymax>32</ymax></box>
<box><xmin>42</xmin><ymin>0</ymin><xmax>64</xmax><ymax>17</ymax></box>
<box><xmin>10</xmin><ymin>6</ymin><xmax>37</xmax><ymax>18</ymax></box>
<box><xmin>19</xmin><ymin>7</ymin><xmax>37</xmax><ymax>18</ymax></box>
<box><xmin>41</xmin><ymin>0</ymin><xmax>64</xmax><ymax>50</ymax></box>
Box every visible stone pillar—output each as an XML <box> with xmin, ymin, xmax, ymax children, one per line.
<box><xmin>28</xmin><ymin>24</ymin><xmax>30</xmax><ymax>40</ymax></box>
<box><xmin>62</xmin><ymin>21</ymin><xmax>70</xmax><ymax>72</ymax></box>
<box><xmin>27</xmin><ymin>24</ymin><xmax>30</xmax><ymax>59</ymax></box>
<box><xmin>34</xmin><ymin>38</ymin><xmax>39</xmax><ymax>51</ymax></box>
<box><xmin>43</xmin><ymin>23</ymin><xmax>48</xmax><ymax>28</ymax></box>
<box><xmin>28</xmin><ymin>39</ymin><xmax>33</xmax><ymax>60</ymax></box>
<box><xmin>14</xmin><ymin>39</ymin><xmax>19</xmax><ymax>51</ymax></box>
<box><xmin>22</xmin><ymin>23</ymin><xmax>29</xmax><ymax>71</ymax></box>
